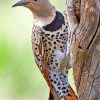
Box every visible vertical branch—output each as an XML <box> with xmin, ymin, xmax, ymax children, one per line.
<box><xmin>66</xmin><ymin>0</ymin><xmax>80</xmax><ymax>33</ymax></box>
<box><xmin>67</xmin><ymin>0</ymin><xmax>100</xmax><ymax>100</ymax></box>
<box><xmin>66</xmin><ymin>0</ymin><xmax>81</xmax><ymax>61</ymax></box>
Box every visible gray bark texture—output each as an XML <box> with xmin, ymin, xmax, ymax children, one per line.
<box><xmin>66</xmin><ymin>0</ymin><xmax>100</xmax><ymax>100</ymax></box>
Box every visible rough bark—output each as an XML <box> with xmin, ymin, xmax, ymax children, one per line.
<box><xmin>67</xmin><ymin>0</ymin><xmax>100</xmax><ymax>100</ymax></box>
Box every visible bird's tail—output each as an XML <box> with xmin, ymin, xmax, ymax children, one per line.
<box><xmin>49</xmin><ymin>86</ymin><xmax>78</xmax><ymax>100</ymax></box>
<box><xmin>48</xmin><ymin>90</ymin><xmax>54</xmax><ymax>100</ymax></box>
<box><xmin>66</xmin><ymin>85</ymin><xmax>78</xmax><ymax>100</ymax></box>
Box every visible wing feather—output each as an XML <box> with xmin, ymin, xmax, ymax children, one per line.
<box><xmin>31</xmin><ymin>25</ymin><xmax>44</xmax><ymax>70</ymax></box>
<box><xmin>31</xmin><ymin>25</ymin><xmax>52</xmax><ymax>87</ymax></box>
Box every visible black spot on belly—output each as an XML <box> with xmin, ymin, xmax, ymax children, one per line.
<box><xmin>58</xmin><ymin>87</ymin><xmax>61</xmax><ymax>89</ymax></box>
<box><xmin>54</xmin><ymin>42</ymin><xmax>56</xmax><ymax>44</ymax></box>
<box><xmin>43</xmin><ymin>11</ymin><xmax>65</xmax><ymax>32</ymax></box>
<box><xmin>49</xmin><ymin>48</ymin><xmax>51</xmax><ymax>51</ymax></box>
<box><xmin>51</xmin><ymin>35</ymin><xmax>55</xmax><ymax>38</ymax></box>
<box><xmin>54</xmin><ymin>81</ymin><xmax>57</xmax><ymax>84</ymax></box>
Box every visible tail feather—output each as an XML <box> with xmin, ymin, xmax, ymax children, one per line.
<box><xmin>66</xmin><ymin>85</ymin><xmax>78</xmax><ymax>100</ymax></box>
<box><xmin>49</xmin><ymin>86</ymin><xmax>78</xmax><ymax>100</ymax></box>
<box><xmin>48</xmin><ymin>90</ymin><xmax>54</xmax><ymax>100</ymax></box>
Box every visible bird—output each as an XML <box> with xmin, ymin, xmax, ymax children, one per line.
<box><xmin>12</xmin><ymin>0</ymin><xmax>78</xmax><ymax>100</ymax></box>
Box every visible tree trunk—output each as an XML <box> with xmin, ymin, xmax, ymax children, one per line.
<box><xmin>66</xmin><ymin>0</ymin><xmax>100</xmax><ymax>100</ymax></box>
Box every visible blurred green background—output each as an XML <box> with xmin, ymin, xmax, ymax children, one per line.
<box><xmin>0</xmin><ymin>0</ymin><xmax>75</xmax><ymax>100</ymax></box>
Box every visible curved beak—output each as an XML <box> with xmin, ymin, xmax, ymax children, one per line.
<box><xmin>12</xmin><ymin>0</ymin><xmax>28</xmax><ymax>7</ymax></box>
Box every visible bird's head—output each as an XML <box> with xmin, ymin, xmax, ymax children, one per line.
<box><xmin>12</xmin><ymin>0</ymin><xmax>55</xmax><ymax>18</ymax></box>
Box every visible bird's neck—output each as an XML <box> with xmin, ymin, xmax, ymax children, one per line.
<box><xmin>33</xmin><ymin>9</ymin><xmax>56</xmax><ymax>27</ymax></box>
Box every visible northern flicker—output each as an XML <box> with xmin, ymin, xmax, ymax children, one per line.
<box><xmin>13</xmin><ymin>0</ymin><xmax>78</xmax><ymax>100</ymax></box>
